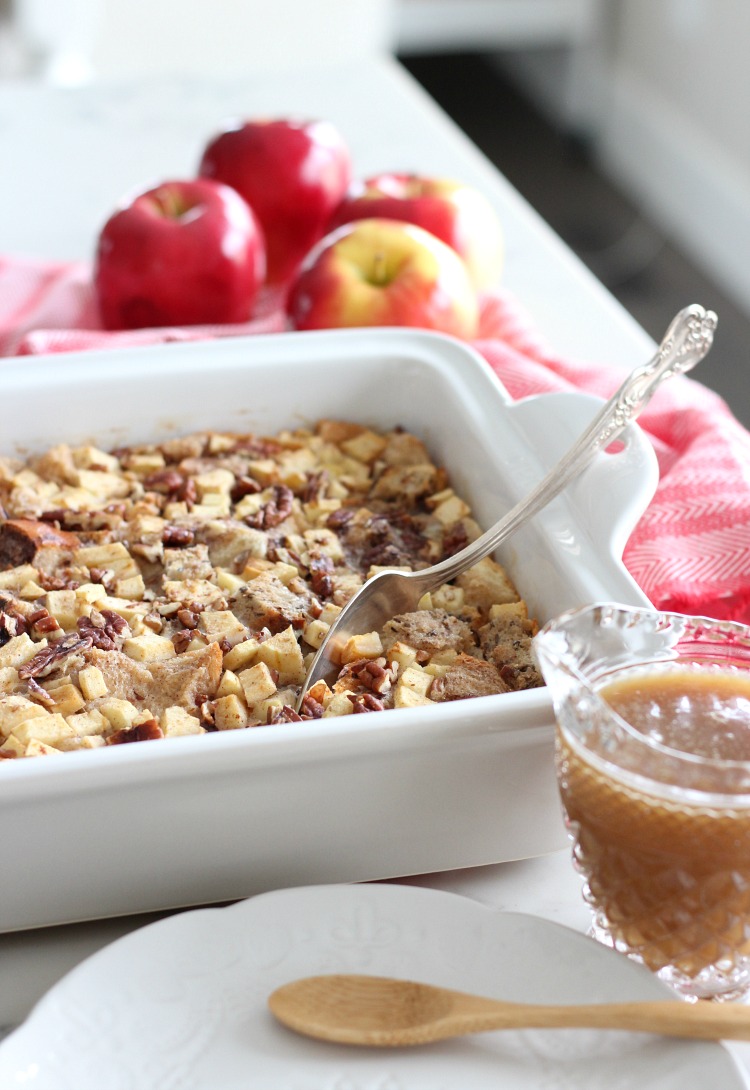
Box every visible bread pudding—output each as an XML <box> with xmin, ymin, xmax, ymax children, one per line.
<box><xmin>0</xmin><ymin>419</ymin><xmax>541</xmax><ymax>758</ymax></box>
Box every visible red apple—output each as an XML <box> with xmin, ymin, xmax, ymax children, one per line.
<box><xmin>94</xmin><ymin>178</ymin><xmax>266</xmax><ymax>330</ymax></box>
<box><xmin>286</xmin><ymin>218</ymin><xmax>479</xmax><ymax>338</ymax></box>
<box><xmin>199</xmin><ymin>118</ymin><xmax>352</xmax><ymax>287</ymax></box>
<box><xmin>329</xmin><ymin>173</ymin><xmax>503</xmax><ymax>290</ymax></box>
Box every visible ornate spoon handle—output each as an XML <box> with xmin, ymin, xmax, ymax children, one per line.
<box><xmin>424</xmin><ymin>304</ymin><xmax>717</xmax><ymax>586</ymax></box>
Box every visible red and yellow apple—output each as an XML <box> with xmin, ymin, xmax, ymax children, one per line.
<box><xmin>328</xmin><ymin>173</ymin><xmax>503</xmax><ymax>290</ymax></box>
<box><xmin>286</xmin><ymin>217</ymin><xmax>479</xmax><ymax>338</ymax></box>
<box><xmin>94</xmin><ymin>178</ymin><xmax>265</xmax><ymax>330</ymax></box>
<box><xmin>199</xmin><ymin>118</ymin><xmax>352</xmax><ymax>286</ymax></box>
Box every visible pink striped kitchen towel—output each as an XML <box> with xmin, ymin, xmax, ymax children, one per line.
<box><xmin>2</xmin><ymin>254</ymin><xmax>749</xmax><ymax>623</ymax></box>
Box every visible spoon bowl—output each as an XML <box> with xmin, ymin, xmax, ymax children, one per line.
<box><xmin>269</xmin><ymin>972</ymin><xmax>750</xmax><ymax>1047</ymax></box>
<box><xmin>296</xmin><ymin>303</ymin><xmax>717</xmax><ymax>708</ymax></box>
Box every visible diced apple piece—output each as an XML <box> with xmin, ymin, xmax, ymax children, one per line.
<box><xmin>123</xmin><ymin>633</ymin><xmax>176</xmax><ymax>662</ymax></box>
<box><xmin>255</xmin><ymin>626</ymin><xmax>306</xmax><ymax>686</ymax></box>
<box><xmin>223</xmin><ymin>637</ymin><xmax>261</xmax><ymax>672</ymax></box>
<box><xmin>13</xmin><ymin>713</ymin><xmax>74</xmax><ymax>747</ymax></box>
<box><xmin>161</xmin><ymin>706</ymin><xmax>206</xmax><ymax>737</ymax></box>
<box><xmin>100</xmin><ymin>699</ymin><xmax>140</xmax><ymax>730</ymax></box>
<box><xmin>322</xmin><ymin>691</ymin><xmax>355</xmax><ymax>717</ymax></box>
<box><xmin>214</xmin><ymin>693</ymin><xmax>250</xmax><ymax>731</ymax></box>
<box><xmin>340</xmin><ymin>631</ymin><xmax>383</xmax><ymax>664</ymax></box>
<box><xmin>197</xmin><ymin>609</ymin><xmax>248</xmax><ymax>646</ymax></box>
<box><xmin>238</xmin><ymin>661</ymin><xmax>278</xmax><ymax>707</ymax></box>
<box><xmin>78</xmin><ymin>665</ymin><xmax>109</xmax><ymax>701</ymax></box>
<box><xmin>0</xmin><ymin>634</ymin><xmax>46</xmax><ymax>670</ymax></box>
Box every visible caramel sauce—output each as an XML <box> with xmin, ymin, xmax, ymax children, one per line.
<box><xmin>557</xmin><ymin>667</ymin><xmax>750</xmax><ymax>979</ymax></box>
<box><xmin>601</xmin><ymin>668</ymin><xmax>750</xmax><ymax>762</ymax></box>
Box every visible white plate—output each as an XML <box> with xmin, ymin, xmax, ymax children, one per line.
<box><xmin>0</xmin><ymin>883</ymin><xmax>744</xmax><ymax>1089</ymax></box>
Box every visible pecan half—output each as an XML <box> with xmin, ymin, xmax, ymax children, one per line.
<box><xmin>108</xmin><ymin>718</ymin><xmax>163</xmax><ymax>745</ymax></box>
<box><xmin>17</xmin><ymin>632</ymin><xmax>93</xmax><ymax>679</ymax></box>
<box><xmin>245</xmin><ymin>485</ymin><xmax>294</xmax><ymax>530</ymax></box>
<box><xmin>347</xmin><ymin>691</ymin><xmax>385</xmax><ymax>713</ymax></box>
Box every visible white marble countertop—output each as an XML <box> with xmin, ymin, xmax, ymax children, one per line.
<box><xmin>3</xmin><ymin>53</ymin><xmax>747</xmax><ymax>1086</ymax></box>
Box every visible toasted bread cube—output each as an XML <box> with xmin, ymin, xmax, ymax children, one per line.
<box><xmin>239</xmin><ymin>661</ymin><xmax>278</xmax><ymax>707</ymax></box>
<box><xmin>215</xmin><ymin>669</ymin><xmax>243</xmax><ymax>698</ymax></box>
<box><xmin>456</xmin><ymin>556</ymin><xmax>518</xmax><ymax>609</ymax></box>
<box><xmin>46</xmin><ymin>682</ymin><xmax>85</xmax><ymax>718</ymax></box>
<box><xmin>302</xmin><ymin>618</ymin><xmax>329</xmax><ymax>650</ymax></box>
<box><xmin>13</xmin><ymin>713</ymin><xmax>74</xmax><ymax>747</ymax></box>
<box><xmin>322</xmin><ymin>691</ymin><xmax>355</xmax><ymax>717</ymax></box>
<box><xmin>78</xmin><ymin>665</ymin><xmax>109</xmax><ymax>701</ymax></box>
<box><xmin>214</xmin><ymin>693</ymin><xmax>249</xmax><ymax>731</ymax></box>
<box><xmin>255</xmin><ymin>626</ymin><xmax>306</xmax><ymax>686</ymax></box>
<box><xmin>0</xmin><ymin>634</ymin><xmax>46</xmax><ymax>670</ymax></box>
<box><xmin>163</xmin><ymin>579</ymin><xmax>220</xmax><ymax>606</ymax></box>
<box><xmin>100</xmin><ymin>699</ymin><xmax>140</xmax><ymax>730</ymax></box>
<box><xmin>198</xmin><ymin>609</ymin><xmax>248</xmax><ymax>647</ymax></box>
<box><xmin>161</xmin><ymin>706</ymin><xmax>206</xmax><ymax>737</ymax></box>
<box><xmin>223</xmin><ymin>637</ymin><xmax>261</xmax><ymax>673</ymax></box>
<box><xmin>340</xmin><ymin>631</ymin><xmax>383</xmax><ymax>664</ymax></box>
<box><xmin>123</xmin><ymin>633</ymin><xmax>176</xmax><ymax>662</ymax></box>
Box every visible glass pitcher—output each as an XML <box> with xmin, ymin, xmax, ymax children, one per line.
<box><xmin>534</xmin><ymin>602</ymin><xmax>750</xmax><ymax>1001</ymax></box>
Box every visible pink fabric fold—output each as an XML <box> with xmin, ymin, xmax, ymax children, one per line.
<box><xmin>2</xmin><ymin>255</ymin><xmax>749</xmax><ymax>623</ymax></box>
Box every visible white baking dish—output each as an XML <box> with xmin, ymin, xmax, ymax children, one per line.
<box><xmin>0</xmin><ymin>328</ymin><xmax>656</xmax><ymax>931</ymax></box>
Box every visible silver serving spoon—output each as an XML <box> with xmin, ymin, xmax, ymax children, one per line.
<box><xmin>269</xmin><ymin>972</ymin><xmax>750</xmax><ymax>1046</ymax></box>
<box><xmin>296</xmin><ymin>304</ymin><xmax>717</xmax><ymax>708</ymax></box>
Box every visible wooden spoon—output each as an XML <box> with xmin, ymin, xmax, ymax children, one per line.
<box><xmin>268</xmin><ymin>973</ymin><xmax>750</xmax><ymax>1047</ymax></box>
